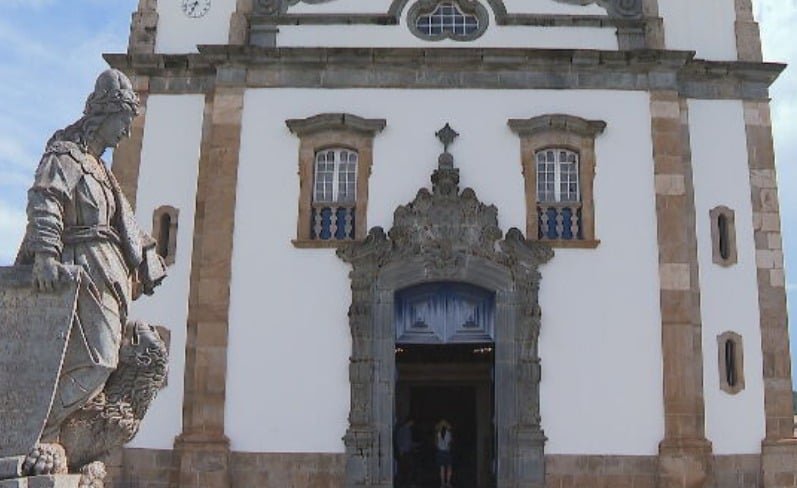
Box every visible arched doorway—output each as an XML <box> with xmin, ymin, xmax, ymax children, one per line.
<box><xmin>394</xmin><ymin>282</ymin><xmax>496</xmax><ymax>488</ymax></box>
<box><xmin>337</xmin><ymin>154</ymin><xmax>552</xmax><ymax>488</ymax></box>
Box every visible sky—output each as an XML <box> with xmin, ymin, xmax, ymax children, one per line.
<box><xmin>0</xmin><ymin>1</ymin><xmax>795</xmax><ymax>379</ymax></box>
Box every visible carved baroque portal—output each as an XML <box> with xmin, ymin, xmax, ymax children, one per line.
<box><xmin>336</xmin><ymin>150</ymin><xmax>553</xmax><ymax>488</ymax></box>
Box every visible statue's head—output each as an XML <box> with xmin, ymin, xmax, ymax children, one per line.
<box><xmin>52</xmin><ymin>69</ymin><xmax>141</xmax><ymax>154</ymax></box>
<box><xmin>84</xmin><ymin>69</ymin><xmax>140</xmax><ymax>119</ymax></box>
<box><xmin>83</xmin><ymin>70</ymin><xmax>140</xmax><ymax>153</ymax></box>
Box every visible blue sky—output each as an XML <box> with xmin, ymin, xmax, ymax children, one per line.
<box><xmin>0</xmin><ymin>1</ymin><xmax>796</xmax><ymax>381</ymax></box>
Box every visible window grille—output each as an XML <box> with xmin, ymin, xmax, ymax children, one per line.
<box><xmin>416</xmin><ymin>1</ymin><xmax>479</xmax><ymax>36</ymax></box>
<box><xmin>536</xmin><ymin>149</ymin><xmax>579</xmax><ymax>203</ymax></box>
<box><xmin>312</xmin><ymin>148</ymin><xmax>358</xmax><ymax>240</ymax></box>
<box><xmin>314</xmin><ymin>148</ymin><xmax>358</xmax><ymax>204</ymax></box>
<box><xmin>535</xmin><ymin>148</ymin><xmax>582</xmax><ymax>240</ymax></box>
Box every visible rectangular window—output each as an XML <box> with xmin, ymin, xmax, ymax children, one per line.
<box><xmin>286</xmin><ymin>112</ymin><xmax>385</xmax><ymax>247</ymax></box>
<box><xmin>535</xmin><ymin>149</ymin><xmax>580</xmax><ymax>203</ymax></box>
<box><xmin>314</xmin><ymin>149</ymin><xmax>358</xmax><ymax>204</ymax></box>
<box><xmin>509</xmin><ymin>113</ymin><xmax>605</xmax><ymax>248</ymax></box>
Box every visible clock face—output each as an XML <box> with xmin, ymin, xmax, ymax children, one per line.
<box><xmin>181</xmin><ymin>0</ymin><xmax>211</xmax><ymax>18</ymax></box>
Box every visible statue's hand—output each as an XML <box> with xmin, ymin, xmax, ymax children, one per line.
<box><xmin>32</xmin><ymin>254</ymin><xmax>72</xmax><ymax>292</ymax></box>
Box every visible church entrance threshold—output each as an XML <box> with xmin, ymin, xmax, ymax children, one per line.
<box><xmin>395</xmin><ymin>344</ymin><xmax>495</xmax><ymax>488</ymax></box>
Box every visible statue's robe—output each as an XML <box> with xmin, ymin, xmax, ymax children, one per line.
<box><xmin>16</xmin><ymin>140</ymin><xmax>165</xmax><ymax>439</ymax></box>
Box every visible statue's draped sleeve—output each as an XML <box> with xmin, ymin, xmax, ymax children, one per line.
<box><xmin>22</xmin><ymin>148</ymin><xmax>83</xmax><ymax>259</ymax></box>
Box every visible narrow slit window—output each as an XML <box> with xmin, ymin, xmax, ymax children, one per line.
<box><xmin>152</xmin><ymin>205</ymin><xmax>179</xmax><ymax>266</ymax></box>
<box><xmin>718</xmin><ymin>331</ymin><xmax>744</xmax><ymax>394</ymax></box>
<box><xmin>157</xmin><ymin>213</ymin><xmax>171</xmax><ymax>259</ymax></box>
<box><xmin>710</xmin><ymin>206</ymin><xmax>737</xmax><ymax>266</ymax></box>
<box><xmin>718</xmin><ymin>213</ymin><xmax>730</xmax><ymax>260</ymax></box>
<box><xmin>724</xmin><ymin>339</ymin><xmax>736</xmax><ymax>387</ymax></box>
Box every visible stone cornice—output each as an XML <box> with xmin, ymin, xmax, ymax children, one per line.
<box><xmin>197</xmin><ymin>46</ymin><xmax>694</xmax><ymax>67</ymax></box>
<box><xmin>251</xmin><ymin>13</ymin><xmax>397</xmax><ymax>25</ymax></box>
<box><xmin>497</xmin><ymin>14</ymin><xmax>640</xmax><ymax>27</ymax></box>
<box><xmin>286</xmin><ymin>113</ymin><xmax>387</xmax><ymax>136</ymax></box>
<box><xmin>250</xmin><ymin>11</ymin><xmax>643</xmax><ymax>28</ymax></box>
<box><xmin>508</xmin><ymin>114</ymin><xmax>607</xmax><ymax>138</ymax></box>
<box><xmin>104</xmin><ymin>48</ymin><xmax>785</xmax><ymax>100</ymax></box>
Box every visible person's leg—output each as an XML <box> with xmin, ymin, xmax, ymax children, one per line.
<box><xmin>446</xmin><ymin>464</ymin><xmax>453</xmax><ymax>485</ymax></box>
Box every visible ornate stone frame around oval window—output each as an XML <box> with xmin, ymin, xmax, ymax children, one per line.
<box><xmin>407</xmin><ymin>0</ymin><xmax>490</xmax><ymax>41</ymax></box>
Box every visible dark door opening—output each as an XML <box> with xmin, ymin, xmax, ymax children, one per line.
<box><xmin>395</xmin><ymin>344</ymin><xmax>495</xmax><ymax>488</ymax></box>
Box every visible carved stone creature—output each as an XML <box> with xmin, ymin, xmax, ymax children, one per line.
<box><xmin>17</xmin><ymin>322</ymin><xmax>167</xmax><ymax>487</ymax></box>
<box><xmin>59</xmin><ymin>321</ymin><xmax>168</xmax><ymax>472</ymax></box>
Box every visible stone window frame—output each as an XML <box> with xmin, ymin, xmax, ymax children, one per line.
<box><xmin>152</xmin><ymin>205</ymin><xmax>179</xmax><ymax>266</ymax></box>
<box><xmin>286</xmin><ymin>113</ymin><xmax>386</xmax><ymax>248</ymax></box>
<box><xmin>718</xmin><ymin>331</ymin><xmax>745</xmax><ymax>394</ymax></box>
<box><xmin>406</xmin><ymin>0</ymin><xmax>489</xmax><ymax>41</ymax></box>
<box><xmin>508</xmin><ymin>114</ymin><xmax>606</xmax><ymax>248</ymax></box>
<box><xmin>709</xmin><ymin>206</ymin><xmax>738</xmax><ymax>267</ymax></box>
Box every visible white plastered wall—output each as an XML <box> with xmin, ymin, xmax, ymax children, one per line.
<box><xmin>155</xmin><ymin>0</ymin><xmax>237</xmax><ymax>54</ymax></box>
<box><xmin>689</xmin><ymin>99</ymin><xmax>765</xmax><ymax>454</ymax></box>
<box><xmin>228</xmin><ymin>88</ymin><xmax>663</xmax><ymax>455</ymax></box>
<box><xmin>126</xmin><ymin>95</ymin><xmax>205</xmax><ymax>448</ymax></box>
<box><xmin>658</xmin><ymin>0</ymin><xmax>738</xmax><ymax>60</ymax></box>
<box><xmin>501</xmin><ymin>0</ymin><xmax>605</xmax><ymax>15</ymax></box>
<box><xmin>277</xmin><ymin>6</ymin><xmax>617</xmax><ymax>49</ymax></box>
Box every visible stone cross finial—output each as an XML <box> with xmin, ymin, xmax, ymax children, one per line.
<box><xmin>435</xmin><ymin>123</ymin><xmax>459</xmax><ymax>153</ymax></box>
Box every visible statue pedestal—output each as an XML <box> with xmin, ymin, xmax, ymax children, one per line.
<box><xmin>0</xmin><ymin>475</ymin><xmax>80</xmax><ymax>488</ymax></box>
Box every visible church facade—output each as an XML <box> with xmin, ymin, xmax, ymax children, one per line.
<box><xmin>105</xmin><ymin>0</ymin><xmax>796</xmax><ymax>486</ymax></box>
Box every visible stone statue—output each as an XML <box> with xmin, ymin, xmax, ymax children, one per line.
<box><xmin>0</xmin><ymin>69</ymin><xmax>168</xmax><ymax>488</ymax></box>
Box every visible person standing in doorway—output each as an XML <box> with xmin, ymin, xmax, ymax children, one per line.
<box><xmin>435</xmin><ymin>419</ymin><xmax>453</xmax><ymax>488</ymax></box>
<box><xmin>396</xmin><ymin>418</ymin><xmax>416</xmax><ymax>487</ymax></box>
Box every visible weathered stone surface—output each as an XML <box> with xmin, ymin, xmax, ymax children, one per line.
<box><xmin>0</xmin><ymin>266</ymin><xmax>79</xmax><ymax>460</ymax></box>
<box><xmin>0</xmin><ymin>475</ymin><xmax>80</xmax><ymax>488</ymax></box>
<box><xmin>0</xmin><ymin>459</ymin><xmax>24</xmax><ymax>481</ymax></box>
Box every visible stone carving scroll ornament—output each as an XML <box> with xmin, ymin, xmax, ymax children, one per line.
<box><xmin>551</xmin><ymin>0</ymin><xmax>642</xmax><ymax>18</ymax></box>
<box><xmin>0</xmin><ymin>69</ymin><xmax>169</xmax><ymax>488</ymax></box>
<box><xmin>254</xmin><ymin>0</ymin><xmax>336</xmax><ymax>15</ymax></box>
